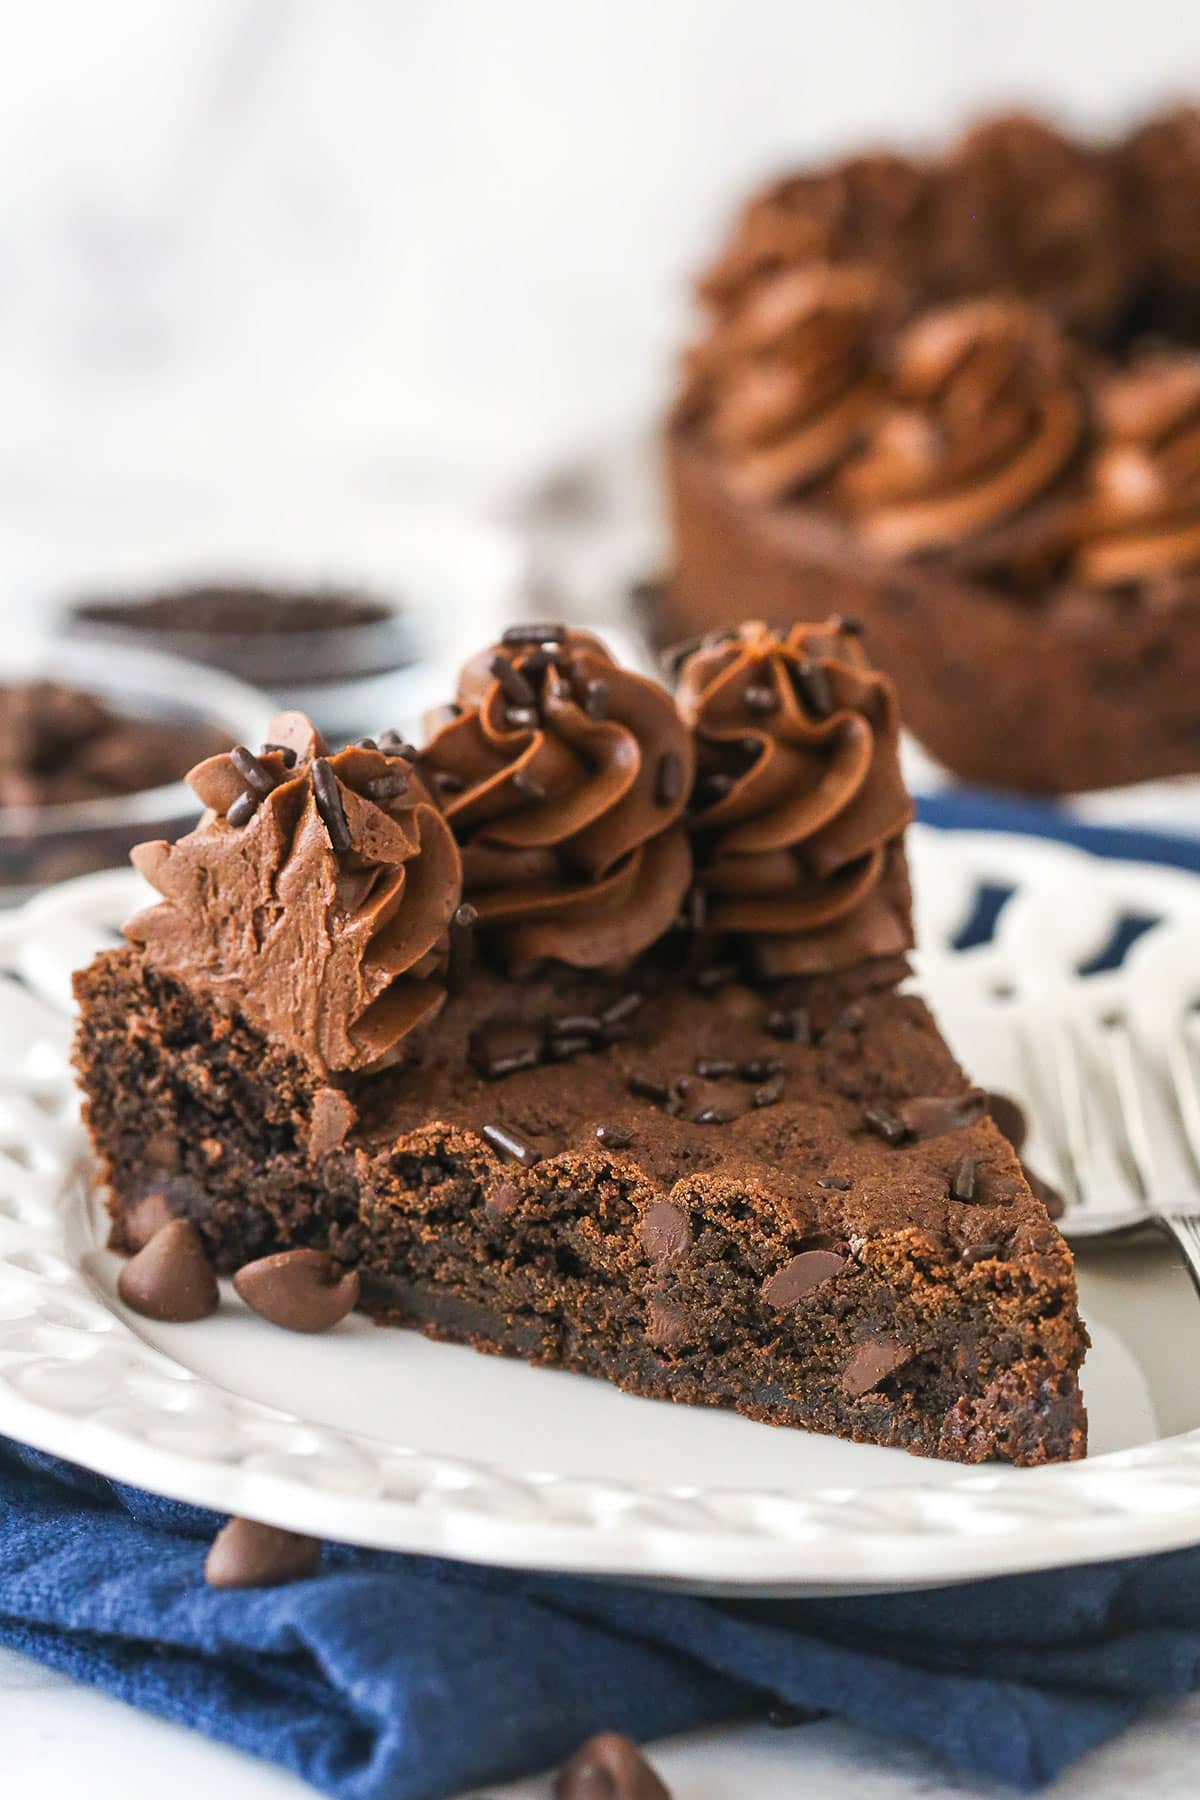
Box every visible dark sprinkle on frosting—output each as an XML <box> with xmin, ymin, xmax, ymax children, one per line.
<box><xmin>311</xmin><ymin>758</ymin><xmax>352</xmax><ymax>854</ymax></box>
<box><xmin>481</xmin><ymin>1122</ymin><xmax>541</xmax><ymax>1166</ymax></box>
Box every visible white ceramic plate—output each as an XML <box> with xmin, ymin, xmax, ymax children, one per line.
<box><xmin>4</xmin><ymin>831</ymin><xmax>1200</xmax><ymax>1596</ymax></box>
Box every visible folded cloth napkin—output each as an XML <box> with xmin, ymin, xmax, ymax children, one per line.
<box><xmin>6</xmin><ymin>1436</ymin><xmax>1200</xmax><ymax>1797</ymax></box>
<box><xmin>6</xmin><ymin>804</ymin><xmax>1200</xmax><ymax>1800</ymax></box>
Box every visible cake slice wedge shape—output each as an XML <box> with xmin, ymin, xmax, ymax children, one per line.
<box><xmin>73</xmin><ymin>624</ymin><xmax>1087</xmax><ymax>1466</ymax></box>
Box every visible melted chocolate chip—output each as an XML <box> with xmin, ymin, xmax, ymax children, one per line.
<box><xmin>692</xmin><ymin>960</ymin><xmax>738</xmax><ymax>993</ymax></box>
<box><xmin>311</xmin><ymin>757</ymin><xmax>352</xmax><ymax>853</ymax></box>
<box><xmin>655</xmin><ymin>750</ymin><xmax>684</xmax><ymax>807</ymax></box>
<box><xmin>762</xmin><ymin>1249</ymin><xmax>847</xmax><ymax>1307</ymax></box>
<box><xmin>204</xmin><ymin>1518</ymin><xmax>320</xmax><ymax>1590</ymax></box>
<box><xmin>545</xmin><ymin>1034</ymin><xmax>592</xmax><ymax>1060</ymax></box>
<box><xmin>482</xmin><ymin>1122</ymin><xmax>542</xmax><ymax>1167</ymax></box>
<box><xmin>842</xmin><ymin>1335</ymin><xmax>911</xmax><ymax>1398</ymax></box>
<box><xmin>639</xmin><ymin>1200</ymin><xmax>691</xmax><ymax>1264</ymax></box>
<box><xmin>117</xmin><ymin>1220</ymin><xmax>218</xmax><ymax>1323</ymax></box>
<box><xmin>549</xmin><ymin>1012</ymin><xmax>603</xmax><ymax>1041</ymax></box>
<box><xmin>233</xmin><ymin>1248</ymin><xmax>360</xmax><ymax>1333</ymax></box>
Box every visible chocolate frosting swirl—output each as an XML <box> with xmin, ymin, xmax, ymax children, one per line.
<box><xmin>676</xmin><ymin>620</ymin><xmax>913</xmax><ymax>976</ymax></box>
<box><xmin>126</xmin><ymin>711</ymin><xmax>462</xmax><ymax>1076</ymax></box>
<box><xmin>1071</xmin><ymin>356</ymin><xmax>1200</xmax><ymax>589</ymax></box>
<box><xmin>838</xmin><ymin>301</ymin><xmax>1085</xmax><ymax>556</ymax></box>
<box><xmin>685</xmin><ymin>264</ymin><xmax>888</xmax><ymax>500</ymax></box>
<box><xmin>420</xmin><ymin>629</ymin><xmax>694</xmax><ymax>970</ymax></box>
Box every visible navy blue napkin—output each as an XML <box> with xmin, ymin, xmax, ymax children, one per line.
<box><xmin>5</xmin><ymin>799</ymin><xmax>1200</xmax><ymax>1799</ymax></box>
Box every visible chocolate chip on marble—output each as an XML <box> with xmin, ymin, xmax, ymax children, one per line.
<box><xmin>766</xmin><ymin>1007</ymin><xmax>811</xmax><ymax>1044</ymax></box>
<box><xmin>762</xmin><ymin>1250</ymin><xmax>847</xmax><ymax>1308</ymax></box>
<box><xmin>117</xmin><ymin>1220</ymin><xmax>218</xmax><ymax>1323</ymax></box>
<box><xmin>897</xmin><ymin>1091</ymin><xmax>987</xmax><ymax>1139</ymax></box>
<box><xmin>950</xmin><ymin>1155</ymin><xmax>978</xmax><ymax>1202</ymax></box>
<box><xmin>204</xmin><ymin>1517</ymin><xmax>320</xmax><ymax>1590</ymax></box>
<box><xmin>595</xmin><ymin>1123</ymin><xmax>633</xmax><ymax>1149</ymax></box>
<box><xmin>646</xmin><ymin>1297</ymin><xmax>691</xmax><ymax>1350</ymax></box>
<box><xmin>233</xmin><ymin>1248</ymin><xmax>360</xmax><ymax>1333</ymax></box>
<box><xmin>482</xmin><ymin>1122</ymin><xmax>542</xmax><ymax>1167</ymax></box>
<box><xmin>987</xmin><ymin>1091</ymin><xmax>1028</xmax><ymax>1152</ymax></box>
<box><xmin>639</xmin><ymin>1200</ymin><xmax>691</xmax><ymax>1264</ymax></box>
<box><xmin>554</xmin><ymin>1732</ymin><xmax>671</xmax><ymax>1800</ymax></box>
<box><xmin>842</xmin><ymin>1335</ymin><xmax>912</xmax><ymax>1399</ymax></box>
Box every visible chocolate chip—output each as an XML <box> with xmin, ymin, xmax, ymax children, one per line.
<box><xmin>739</xmin><ymin>1057</ymin><xmax>783</xmax><ymax>1082</ymax></box>
<box><xmin>692</xmin><ymin>960</ymin><xmax>738</xmax><ymax>993</ymax></box>
<box><xmin>987</xmin><ymin>1091</ymin><xmax>1028</xmax><ymax>1153</ymax></box>
<box><xmin>447</xmin><ymin>901</ymin><xmax>478</xmax><ymax>997</ymax></box>
<box><xmin>595</xmin><ymin>1123</ymin><xmax>633</xmax><ymax>1149</ymax></box>
<box><xmin>504</xmin><ymin>705</ymin><xmax>539</xmax><ymax>730</ymax></box>
<box><xmin>863</xmin><ymin>1104</ymin><xmax>909</xmax><ymax>1145</ymax></box>
<box><xmin>816</xmin><ymin>1174</ymin><xmax>852</xmax><ymax>1191</ymax></box>
<box><xmin>897</xmin><ymin>1091</ymin><xmax>987</xmax><ymax>1139</ymax></box>
<box><xmin>549</xmin><ymin>1012</ymin><xmax>602</xmax><ymax>1041</ymax></box>
<box><xmin>226</xmin><ymin>789</ymin><xmax>259</xmax><ymax>827</ymax></box>
<box><xmin>482</xmin><ymin>1122</ymin><xmax>541</xmax><ymax>1167</ymax></box>
<box><xmin>693</xmin><ymin>771</ymin><xmax>733</xmax><ymax>808</ymax></box>
<box><xmin>628</xmin><ymin>1073</ymin><xmax>671</xmax><ymax>1104</ymax></box>
<box><xmin>583</xmin><ymin>677</ymin><xmax>610</xmax><ymax>720</ymax></box>
<box><xmin>793</xmin><ymin>657</ymin><xmax>835</xmax><ymax>719</ymax></box>
<box><xmin>489</xmin><ymin>653</ymin><xmax>537</xmax><ymax>706</ymax></box>
<box><xmin>951</xmin><ymin>1155</ymin><xmax>977</xmax><ymax>1202</ymax></box>
<box><xmin>766</xmin><ymin>1007</ymin><xmax>811</xmax><ymax>1044</ymax></box>
<box><xmin>961</xmin><ymin>1241</ymin><xmax>1003</xmax><ymax>1266</ymax></box>
<box><xmin>601</xmin><ymin>991</ymin><xmax>642</xmax><ymax>1029</ymax></box>
<box><xmin>470</xmin><ymin>1023</ymin><xmax>541</xmax><ymax>1079</ymax></box>
<box><xmin>501</xmin><ymin>621</ymin><xmax>566</xmax><ymax>646</ymax></box>
<box><xmin>486</xmin><ymin>1179</ymin><xmax>522</xmax><ymax>1220</ymax></box>
<box><xmin>123</xmin><ymin>1187</ymin><xmax>176</xmax><ymax>1249</ymax></box>
<box><xmin>311</xmin><ymin>757</ymin><xmax>352</xmax><ymax>853</ymax></box>
<box><xmin>742</xmin><ymin>682</ymin><xmax>778</xmax><ymax>715</ymax></box>
<box><xmin>233</xmin><ymin>1248</ymin><xmax>360</xmax><ymax>1333</ymax></box>
<box><xmin>545</xmin><ymin>1034</ymin><xmax>592</xmax><ymax>1060</ymax></box>
<box><xmin>261</xmin><ymin>741</ymin><xmax>299</xmax><ymax>767</ymax></box>
<box><xmin>842</xmin><ymin>1335</ymin><xmax>911</xmax><ymax>1398</ymax></box>
<box><xmin>378</xmin><ymin>730</ymin><xmax>420</xmax><ymax>760</ymax></box>
<box><xmin>655</xmin><ymin>750</ymin><xmax>684</xmax><ymax>807</ymax></box>
<box><xmin>753</xmin><ymin>1075</ymin><xmax>785</xmax><ymax>1108</ymax></box>
<box><xmin>695</xmin><ymin>1057</ymin><xmax>736</xmax><ymax>1078</ymax></box>
<box><xmin>229</xmin><ymin>744</ymin><xmax>279</xmax><ymax>798</ymax></box>
<box><xmin>639</xmin><ymin>1200</ymin><xmax>691</xmax><ymax>1264</ymax></box>
<box><xmin>694</xmin><ymin>1106</ymin><xmax>731</xmax><ymax>1124</ymax></box>
<box><xmin>762</xmin><ymin>1249</ymin><xmax>847</xmax><ymax>1308</ymax></box>
<box><xmin>364</xmin><ymin>769</ymin><xmax>410</xmax><ymax>802</ymax></box>
<box><xmin>117</xmin><ymin>1220</ymin><xmax>218</xmax><ymax>1323</ymax></box>
<box><xmin>554</xmin><ymin>1732</ymin><xmax>671</xmax><ymax>1800</ymax></box>
<box><xmin>204</xmin><ymin>1517</ymin><xmax>320</xmax><ymax>1590</ymax></box>
<box><xmin>646</xmin><ymin>1297</ymin><xmax>691</xmax><ymax>1350</ymax></box>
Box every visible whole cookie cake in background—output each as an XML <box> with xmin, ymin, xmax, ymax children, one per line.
<box><xmin>661</xmin><ymin>105</ymin><xmax>1200</xmax><ymax>797</ymax></box>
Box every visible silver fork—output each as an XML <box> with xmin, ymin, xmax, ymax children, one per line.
<box><xmin>1021</xmin><ymin>1005</ymin><xmax>1200</xmax><ymax>1292</ymax></box>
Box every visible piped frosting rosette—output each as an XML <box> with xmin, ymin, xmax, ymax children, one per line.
<box><xmin>126</xmin><ymin>711</ymin><xmax>461</xmax><ymax>1075</ymax></box>
<box><xmin>675</xmin><ymin>620</ymin><xmax>913</xmax><ymax>977</ymax></box>
<box><xmin>419</xmin><ymin>627</ymin><xmax>694</xmax><ymax>971</ymax></box>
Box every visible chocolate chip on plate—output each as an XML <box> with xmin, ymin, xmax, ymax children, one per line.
<box><xmin>554</xmin><ymin>1732</ymin><xmax>671</xmax><ymax>1800</ymax></box>
<box><xmin>117</xmin><ymin>1220</ymin><xmax>218</xmax><ymax>1323</ymax></box>
<box><xmin>842</xmin><ymin>1334</ymin><xmax>912</xmax><ymax>1399</ymax></box>
<box><xmin>761</xmin><ymin>1249</ymin><xmax>847</xmax><ymax>1308</ymax></box>
<box><xmin>233</xmin><ymin>1248</ymin><xmax>360</xmax><ymax>1333</ymax></box>
<box><xmin>639</xmin><ymin>1200</ymin><xmax>691</xmax><ymax>1265</ymax></box>
<box><xmin>204</xmin><ymin>1517</ymin><xmax>321</xmax><ymax>1590</ymax></box>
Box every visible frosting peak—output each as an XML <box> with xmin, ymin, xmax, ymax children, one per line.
<box><xmin>839</xmin><ymin>300</ymin><xmax>1084</xmax><ymax>556</ymax></box>
<box><xmin>676</xmin><ymin>620</ymin><xmax>913</xmax><ymax>976</ymax></box>
<box><xmin>126</xmin><ymin>713</ymin><xmax>462</xmax><ymax>1075</ymax></box>
<box><xmin>419</xmin><ymin>627</ymin><xmax>694</xmax><ymax>970</ymax></box>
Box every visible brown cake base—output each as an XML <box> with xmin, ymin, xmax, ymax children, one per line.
<box><xmin>73</xmin><ymin>947</ymin><xmax>1087</xmax><ymax>1467</ymax></box>
<box><xmin>664</xmin><ymin>427</ymin><xmax>1200</xmax><ymax>797</ymax></box>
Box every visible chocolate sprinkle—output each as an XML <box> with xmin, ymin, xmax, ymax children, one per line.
<box><xmin>511</xmin><ymin>768</ymin><xmax>546</xmax><ymax>801</ymax></box>
<box><xmin>766</xmin><ymin>1007</ymin><xmax>812</xmax><ymax>1044</ymax></box>
<box><xmin>863</xmin><ymin>1104</ymin><xmax>909</xmax><ymax>1145</ymax></box>
<box><xmin>447</xmin><ymin>902</ymin><xmax>478</xmax><ymax>997</ymax></box>
<box><xmin>693</xmin><ymin>960</ymin><xmax>738</xmax><ymax>993</ymax></box>
<box><xmin>481</xmin><ymin>1122</ymin><xmax>541</xmax><ymax>1167</ymax></box>
<box><xmin>490</xmin><ymin>653</ymin><xmax>537</xmax><ymax>706</ymax></box>
<box><xmin>549</xmin><ymin>1012</ymin><xmax>602</xmax><ymax>1040</ymax></box>
<box><xmin>655</xmin><ymin>750</ymin><xmax>684</xmax><ymax>807</ymax></box>
<box><xmin>230</xmin><ymin>745</ymin><xmax>278</xmax><ymax>798</ymax></box>
<box><xmin>601</xmin><ymin>991</ymin><xmax>643</xmax><ymax>1029</ymax></box>
<box><xmin>743</xmin><ymin>682</ymin><xmax>778</xmax><ymax>715</ymax></box>
<box><xmin>753</xmin><ymin>1075</ymin><xmax>785</xmax><ymax>1108</ymax></box>
<box><xmin>794</xmin><ymin>658</ymin><xmax>835</xmax><ymax>719</ymax></box>
<box><xmin>595</xmin><ymin>1123</ymin><xmax>633</xmax><ymax>1149</ymax></box>
<box><xmin>695</xmin><ymin>1106</ymin><xmax>731</xmax><ymax>1124</ymax></box>
<box><xmin>501</xmin><ymin>621</ymin><xmax>566</xmax><ymax>646</ymax></box>
<box><xmin>628</xmin><ymin>1073</ymin><xmax>671</xmax><ymax>1104</ymax></box>
<box><xmin>365</xmin><ymin>770</ymin><xmax>410</xmax><ymax>802</ymax></box>
<box><xmin>227</xmin><ymin>790</ymin><xmax>259</xmax><ymax>827</ymax></box>
<box><xmin>686</xmin><ymin>885</ymin><xmax>708</xmax><ymax>934</ymax></box>
<box><xmin>696</xmin><ymin>1057</ymin><xmax>736</xmax><ymax>1078</ymax></box>
<box><xmin>470</xmin><ymin>1024</ymin><xmax>541</xmax><ymax>1079</ymax></box>
<box><xmin>354</xmin><ymin>736</ymin><xmax>379</xmax><ymax>751</ymax></box>
<box><xmin>739</xmin><ymin>1057</ymin><xmax>783</xmax><ymax>1082</ymax></box>
<box><xmin>545</xmin><ymin>1034</ymin><xmax>592</xmax><ymax>1061</ymax></box>
<box><xmin>311</xmin><ymin>758</ymin><xmax>352</xmax><ymax>853</ymax></box>
<box><xmin>817</xmin><ymin>1175</ymin><xmax>852</xmax><ymax>1190</ymax></box>
<box><xmin>951</xmin><ymin>1155</ymin><xmax>978</xmax><ymax>1201</ymax></box>
<box><xmin>378</xmin><ymin>730</ymin><xmax>420</xmax><ymax>760</ymax></box>
<box><xmin>962</xmin><ymin>1241</ymin><xmax>1004</xmax><ymax>1266</ymax></box>
<box><xmin>261</xmin><ymin>742</ymin><xmax>298</xmax><ymax>767</ymax></box>
<box><xmin>583</xmin><ymin>677</ymin><xmax>610</xmax><ymax>720</ymax></box>
<box><xmin>504</xmin><ymin>705</ymin><xmax>539</xmax><ymax>730</ymax></box>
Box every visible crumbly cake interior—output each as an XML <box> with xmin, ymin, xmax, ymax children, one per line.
<box><xmin>75</xmin><ymin>946</ymin><xmax>1087</xmax><ymax>1466</ymax></box>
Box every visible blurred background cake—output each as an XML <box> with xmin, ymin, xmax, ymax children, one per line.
<box><xmin>663</xmin><ymin>107</ymin><xmax>1200</xmax><ymax>795</ymax></box>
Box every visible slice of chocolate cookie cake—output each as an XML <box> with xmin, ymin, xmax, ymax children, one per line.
<box><xmin>73</xmin><ymin>621</ymin><xmax>1087</xmax><ymax>1465</ymax></box>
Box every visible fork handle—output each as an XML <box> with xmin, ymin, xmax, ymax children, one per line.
<box><xmin>1157</xmin><ymin>1214</ymin><xmax>1200</xmax><ymax>1300</ymax></box>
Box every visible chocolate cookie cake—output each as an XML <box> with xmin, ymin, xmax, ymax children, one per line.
<box><xmin>664</xmin><ymin>107</ymin><xmax>1200</xmax><ymax>796</ymax></box>
<box><xmin>73</xmin><ymin>621</ymin><xmax>1088</xmax><ymax>1466</ymax></box>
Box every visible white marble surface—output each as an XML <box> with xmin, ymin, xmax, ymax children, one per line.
<box><xmin>2</xmin><ymin>1643</ymin><xmax>1199</xmax><ymax>1799</ymax></box>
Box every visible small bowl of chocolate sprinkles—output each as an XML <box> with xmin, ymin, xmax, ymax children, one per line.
<box><xmin>0</xmin><ymin>637</ymin><xmax>273</xmax><ymax>901</ymax></box>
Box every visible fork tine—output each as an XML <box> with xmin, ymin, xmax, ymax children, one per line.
<box><xmin>1105</xmin><ymin>1018</ymin><xmax>1200</xmax><ymax>1215</ymax></box>
<box><xmin>1047</xmin><ymin>1014</ymin><xmax>1147</xmax><ymax>1223</ymax></box>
